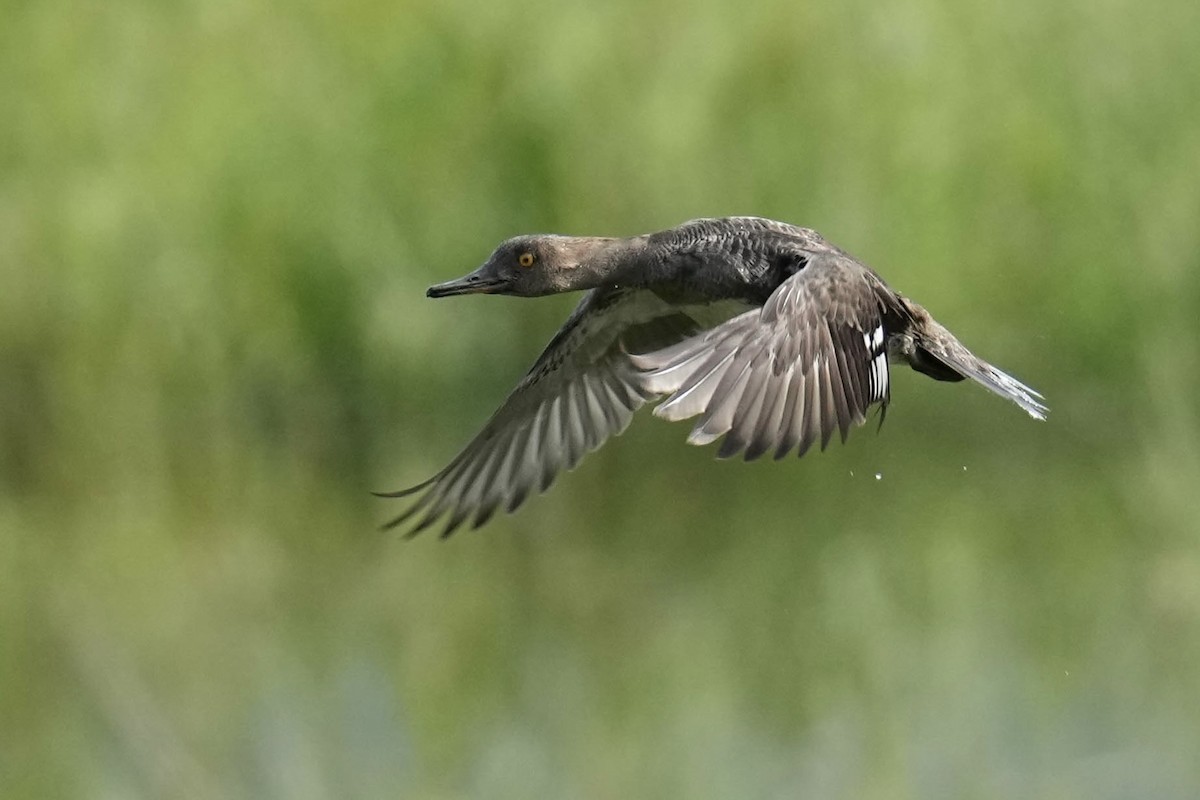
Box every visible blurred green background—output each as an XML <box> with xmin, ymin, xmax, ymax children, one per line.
<box><xmin>4</xmin><ymin>0</ymin><xmax>1200</xmax><ymax>797</ymax></box>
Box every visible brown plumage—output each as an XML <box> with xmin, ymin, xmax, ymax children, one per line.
<box><xmin>379</xmin><ymin>217</ymin><xmax>1047</xmax><ymax>536</ymax></box>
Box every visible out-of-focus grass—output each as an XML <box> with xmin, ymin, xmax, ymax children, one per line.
<box><xmin>2</xmin><ymin>0</ymin><xmax>1200</xmax><ymax>797</ymax></box>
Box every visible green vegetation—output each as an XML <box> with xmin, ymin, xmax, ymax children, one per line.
<box><xmin>3</xmin><ymin>0</ymin><xmax>1199</xmax><ymax>796</ymax></box>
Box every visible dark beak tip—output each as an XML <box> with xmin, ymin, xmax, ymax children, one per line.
<box><xmin>426</xmin><ymin>280</ymin><xmax>469</xmax><ymax>298</ymax></box>
<box><xmin>426</xmin><ymin>273</ymin><xmax>508</xmax><ymax>298</ymax></box>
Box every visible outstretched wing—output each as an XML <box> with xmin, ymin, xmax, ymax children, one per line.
<box><xmin>630</xmin><ymin>252</ymin><xmax>896</xmax><ymax>461</ymax></box>
<box><xmin>379</xmin><ymin>287</ymin><xmax>699</xmax><ymax>537</ymax></box>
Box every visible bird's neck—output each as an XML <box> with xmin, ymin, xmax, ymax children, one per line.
<box><xmin>554</xmin><ymin>235</ymin><xmax>648</xmax><ymax>292</ymax></box>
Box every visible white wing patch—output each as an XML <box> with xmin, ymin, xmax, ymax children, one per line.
<box><xmin>864</xmin><ymin>325</ymin><xmax>889</xmax><ymax>403</ymax></box>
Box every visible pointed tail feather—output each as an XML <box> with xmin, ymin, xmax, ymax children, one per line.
<box><xmin>951</xmin><ymin>356</ymin><xmax>1047</xmax><ymax>420</ymax></box>
<box><xmin>914</xmin><ymin>332</ymin><xmax>1048</xmax><ymax>420</ymax></box>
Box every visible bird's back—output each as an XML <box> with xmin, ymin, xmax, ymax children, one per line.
<box><xmin>634</xmin><ymin>217</ymin><xmax>838</xmax><ymax>306</ymax></box>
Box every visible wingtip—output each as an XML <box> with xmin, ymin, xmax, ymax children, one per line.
<box><xmin>372</xmin><ymin>475</ymin><xmax>437</xmax><ymax>499</ymax></box>
<box><xmin>378</xmin><ymin>513</ymin><xmax>415</xmax><ymax>535</ymax></box>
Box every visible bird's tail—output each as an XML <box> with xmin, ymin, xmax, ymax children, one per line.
<box><xmin>909</xmin><ymin>315</ymin><xmax>1048</xmax><ymax>420</ymax></box>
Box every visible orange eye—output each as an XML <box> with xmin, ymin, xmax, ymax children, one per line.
<box><xmin>518</xmin><ymin>252</ymin><xmax>535</xmax><ymax>268</ymax></box>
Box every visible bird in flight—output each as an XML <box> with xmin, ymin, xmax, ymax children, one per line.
<box><xmin>379</xmin><ymin>217</ymin><xmax>1046</xmax><ymax>536</ymax></box>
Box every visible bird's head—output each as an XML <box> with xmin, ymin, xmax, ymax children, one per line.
<box><xmin>427</xmin><ymin>235</ymin><xmax>618</xmax><ymax>299</ymax></box>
